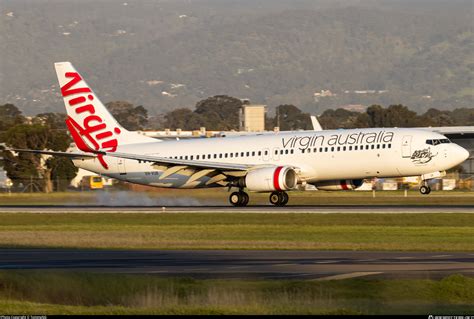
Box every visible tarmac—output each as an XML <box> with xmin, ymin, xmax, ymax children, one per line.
<box><xmin>0</xmin><ymin>204</ymin><xmax>473</xmax><ymax>213</ymax></box>
<box><xmin>1</xmin><ymin>249</ymin><xmax>473</xmax><ymax>280</ymax></box>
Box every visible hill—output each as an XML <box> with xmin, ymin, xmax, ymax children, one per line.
<box><xmin>0</xmin><ymin>0</ymin><xmax>472</xmax><ymax>116</ymax></box>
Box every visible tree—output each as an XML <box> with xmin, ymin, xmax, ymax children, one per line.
<box><xmin>194</xmin><ymin>95</ymin><xmax>243</xmax><ymax>131</ymax></box>
<box><xmin>163</xmin><ymin>108</ymin><xmax>203</xmax><ymax>130</ymax></box>
<box><xmin>162</xmin><ymin>95</ymin><xmax>244</xmax><ymax>131</ymax></box>
<box><xmin>33</xmin><ymin>112</ymin><xmax>68</xmax><ymax>129</ymax></box>
<box><xmin>2</xmin><ymin>124</ymin><xmax>75</xmax><ymax>192</ymax></box>
<box><xmin>319</xmin><ymin>108</ymin><xmax>368</xmax><ymax>129</ymax></box>
<box><xmin>366</xmin><ymin>104</ymin><xmax>423</xmax><ymax>127</ymax></box>
<box><xmin>0</xmin><ymin>104</ymin><xmax>25</xmax><ymax>140</ymax></box>
<box><xmin>106</xmin><ymin>101</ymin><xmax>148</xmax><ymax>130</ymax></box>
<box><xmin>47</xmin><ymin>156</ymin><xmax>78</xmax><ymax>191</ymax></box>
<box><xmin>272</xmin><ymin>104</ymin><xmax>312</xmax><ymax>130</ymax></box>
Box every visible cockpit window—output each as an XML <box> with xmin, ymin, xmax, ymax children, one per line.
<box><xmin>426</xmin><ymin>138</ymin><xmax>451</xmax><ymax>145</ymax></box>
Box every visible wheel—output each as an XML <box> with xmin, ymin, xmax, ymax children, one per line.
<box><xmin>280</xmin><ymin>192</ymin><xmax>289</xmax><ymax>206</ymax></box>
<box><xmin>269</xmin><ymin>191</ymin><xmax>281</xmax><ymax>205</ymax></box>
<box><xmin>419</xmin><ymin>185</ymin><xmax>431</xmax><ymax>195</ymax></box>
<box><xmin>241</xmin><ymin>192</ymin><xmax>249</xmax><ymax>206</ymax></box>
<box><xmin>229</xmin><ymin>192</ymin><xmax>242</xmax><ymax>206</ymax></box>
<box><xmin>229</xmin><ymin>191</ymin><xmax>249</xmax><ymax>206</ymax></box>
<box><xmin>269</xmin><ymin>191</ymin><xmax>289</xmax><ymax>206</ymax></box>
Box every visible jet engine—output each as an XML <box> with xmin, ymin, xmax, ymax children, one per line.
<box><xmin>243</xmin><ymin>166</ymin><xmax>298</xmax><ymax>192</ymax></box>
<box><xmin>313</xmin><ymin>179</ymin><xmax>364</xmax><ymax>191</ymax></box>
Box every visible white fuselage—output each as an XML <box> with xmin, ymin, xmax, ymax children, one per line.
<box><xmin>73</xmin><ymin>127</ymin><xmax>469</xmax><ymax>189</ymax></box>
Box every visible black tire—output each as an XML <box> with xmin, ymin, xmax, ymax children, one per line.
<box><xmin>280</xmin><ymin>192</ymin><xmax>289</xmax><ymax>206</ymax></box>
<box><xmin>240</xmin><ymin>192</ymin><xmax>250</xmax><ymax>206</ymax></box>
<box><xmin>230</xmin><ymin>192</ymin><xmax>242</xmax><ymax>206</ymax></box>
<box><xmin>269</xmin><ymin>192</ymin><xmax>281</xmax><ymax>205</ymax></box>
<box><xmin>419</xmin><ymin>185</ymin><xmax>431</xmax><ymax>195</ymax></box>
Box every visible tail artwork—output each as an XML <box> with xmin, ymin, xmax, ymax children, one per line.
<box><xmin>54</xmin><ymin>62</ymin><xmax>154</xmax><ymax>168</ymax></box>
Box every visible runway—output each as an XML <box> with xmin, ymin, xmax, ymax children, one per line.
<box><xmin>1</xmin><ymin>204</ymin><xmax>474</xmax><ymax>213</ymax></box>
<box><xmin>1</xmin><ymin>249</ymin><xmax>473</xmax><ymax>280</ymax></box>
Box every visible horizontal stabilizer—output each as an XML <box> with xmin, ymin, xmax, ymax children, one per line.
<box><xmin>8</xmin><ymin>148</ymin><xmax>96</xmax><ymax>159</ymax></box>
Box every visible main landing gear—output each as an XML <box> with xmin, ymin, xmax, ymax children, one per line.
<box><xmin>228</xmin><ymin>190</ymin><xmax>290</xmax><ymax>207</ymax></box>
<box><xmin>229</xmin><ymin>191</ymin><xmax>249</xmax><ymax>207</ymax></box>
<box><xmin>269</xmin><ymin>191</ymin><xmax>289</xmax><ymax>206</ymax></box>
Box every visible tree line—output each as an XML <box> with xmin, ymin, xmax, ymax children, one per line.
<box><xmin>1</xmin><ymin>97</ymin><xmax>473</xmax><ymax>192</ymax></box>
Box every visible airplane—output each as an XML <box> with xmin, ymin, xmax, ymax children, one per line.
<box><xmin>10</xmin><ymin>62</ymin><xmax>470</xmax><ymax>206</ymax></box>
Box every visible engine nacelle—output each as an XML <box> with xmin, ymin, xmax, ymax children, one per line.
<box><xmin>313</xmin><ymin>179</ymin><xmax>364</xmax><ymax>191</ymax></box>
<box><xmin>244</xmin><ymin>166</ymin><xmax>297</xmax><ymax>192</ymax></box>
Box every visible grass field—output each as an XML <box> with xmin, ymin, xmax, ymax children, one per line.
<box><xmin>0</xmin><ymin>272</ymin><xmax>472</xmax><ymax>315</ymax></box>
<box><xmin>0</xmin><ymin>212</ymin><xmax>473</xmax><ymax>250</ymax></box>
<box><xmin>1</xmin><ymin>189</ymin><xmax>474</xmax><ymax>206</ymax></box>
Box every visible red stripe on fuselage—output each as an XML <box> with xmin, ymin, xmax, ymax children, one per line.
<box><xmin>273</xmin><ymin>166</ymin><xmax>283</xmax><ymax>191</ymax></box>
<box><xmin>340</xmin><ymin>180</ymin><xmax>349</xmax><ymax>190</ymax></box>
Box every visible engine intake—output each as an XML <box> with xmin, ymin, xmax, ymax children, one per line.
<box><xmin>313</xmin><ymin>179</ymin><xmax>364</xmax><ymax>191</ymax></box>
<box><xmin>244</xmin><ymin>166</ymin><xmax>297</xmax><ymax>192</ymax></box>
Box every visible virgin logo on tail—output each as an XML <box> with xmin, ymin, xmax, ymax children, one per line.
<box><xmin>61</xmin><ymin>72</ymin><xmax>121</xmax><ymax>169</ymax></box>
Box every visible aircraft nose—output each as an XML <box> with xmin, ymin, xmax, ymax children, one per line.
<box><xmin>454</xmin><ymin>145</ymin><xmax>470</xmax><ymax>164</ymax></box>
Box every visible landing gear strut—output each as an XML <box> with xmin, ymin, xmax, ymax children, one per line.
<box><xmin>229</xmin><ymin>191</ymin><xmax>249</xmax><ymax>207</ymax></box>
<box><xmin>269</xmin><ymin>191</ymin><xmax>289</xmax><ymax>206</ymax></box>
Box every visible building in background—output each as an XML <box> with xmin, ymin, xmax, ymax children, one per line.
<box><xmin>239</xmin><ymin>104</ymin><xmax>266</xmax><ymax>132</ymax></box>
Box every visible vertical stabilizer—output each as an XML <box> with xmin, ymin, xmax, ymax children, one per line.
<box><xmin>54</xmin><ymin>62</ymin><xmax>155</xmax><ymax>168</ymax></box>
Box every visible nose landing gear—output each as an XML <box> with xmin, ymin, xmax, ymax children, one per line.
<box><xmin>269</xmin><ymin>191</ymin><xmax>289</xmax><ymax>206</ymax></box>
<box><xmin>419</xmin><ymin>184</ymin><xmax>431</xmax><ymax>195</ymax></box>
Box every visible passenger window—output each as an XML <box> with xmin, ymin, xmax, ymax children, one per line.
<box><xmin>337</xmin><ymin>147</ymin><xmax>340</xmax><ymax>151</ymax></box>
<box><xmin>258</xmin><ymin>151</ymin><xmax>261</xmax><ymax>156</ymax></box>
<box><xmin>307</xmin><ymin>148</ymin><xmax>311</xmax><ymax>153</ymax></box>
<box><xmin>388</xmin><ymin>144</ymin><xmax>392</xmax><ymax>148</ymax></box>
<box><xmin>371</xmin><ymin>145</ymin><xmax>375</xmax><ymax>149</ymax></box>
<box><xmin>285</xmin><ymin>149</ymin><xmax>288</xmax><ymax>154</ymax></box>
<box><xmin>331</xmin><ymin>147</ymin><xmax>335</xmax><ymax>152</ymax></box>
<box><xmin>320</xmin><ymin>147</ymin><xmax>323</xmax><ymax>152</ymax></box>
<box><xmin>382</xmin><ymin>144</ymin><xmax>386</xmax><ymax>149</ymax></box>
<box><xmin>325</xmin><ymin>147</ymin><xmax>328</xmax><ymax>152</ymax></box>
<box><xmin>246</xmin><ymin>152</ymin><xmax>250</xmax><ymax>157</ymax></box>
<box><xmin>225</xmin><ymin>153</ymin><xmax>228</xmax><ymax>158</ymax></box>
<box><xmin>230</xmin><ymin>153</ymin><xmax>233</xmax><ymax>158</ymax></box>
<box><xmin>219</xmin><ymin>154</ymin><xmax>222</xmax><ymax>158</ymax></box>
<box><xmin>302</xmin><ymin>149</ymin><xmax>305</xmax><ymax>153</ymax></box>
<box><xmin>343</xmin><ymin>146</ymin><xmax>346</xmax><ymax>151</ymax></box>
<box><xmin>376</xmin><ymin>145</ymin><xmax>380</xmax><ymax>149</ymax></box>
<box><xmin>354</xmin><ymin>146</ymin><xmax>358</xmax><ymax>150</ymax></box>
<box><xmin>290</xmin><ymin>149</ymin><xmax>294</xmax><ymax>154</ymax></box>
<box><xmin>264</xmin><ymin>150</ymin><xmax>268</xmax><ymax>155</ymax></box>
<box><xmin>241</xmin><ymin>152</ymin><xmax>244</xmax><ymax>157</ymax></box>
